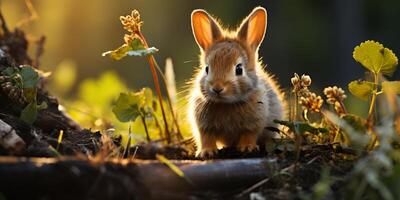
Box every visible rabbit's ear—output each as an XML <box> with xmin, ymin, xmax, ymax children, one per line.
<box><xmin>237</xmin><ymin>7</ymin><xmax>267</xmax><ymax>50</ymax></box>
<box><xmin>191</xmin><ymin>9</ymin><xmax>223</xmax><ymax>51</ymax></box>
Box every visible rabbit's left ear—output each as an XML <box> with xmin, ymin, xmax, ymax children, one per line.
<box><xmin>237</xmin><ymin>7</ymin><xmax>267</xmax><ymax>50</ymax></box>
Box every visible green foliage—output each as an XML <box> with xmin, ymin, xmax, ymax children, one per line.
<box><xmin>19</xmin><ymin>66</ymin><xmax>46</xmax><ymax>124</ymax></box>
<box><xmin>2</xmin><ymin>65</ymin><xmax>48</xmax><ymax>124</ymax></box>
<box><xmin>349</xmin><ymin>41</ymin><xmax>399</xmax><ymax>100</ymax></box>
<box><xmin>20</xmin><ymin>102</ymin><xmax>37</xmax><ymax>124</ymax></box>
<box><xmin>20</xmin><ymin>65</ymin><xmax>39</xmax><ymax>89</ymax></box>
<box><xmin>112</xmin><ymin>92</ymin><xmax>141</xmax><ymax>122</ymax></box>
<box><xmin>112</xmin><ymin>87</ymin><xmax>154</xmax><ymax>122</ymax></box>
<box><xmin>2</xmin><ymin>67</ymin><xmax>17</xmax><ymax>76</ymax></box>
<box><xmin>348</xmin><ymin>40</ymin><xmax>399</xmax><ymax>131</ymax></box>
<box><xmin>348</xmin><ymin>80</ymin><xmax>375</xmax><ymax>101</ymax></box>
<box><xmin>20</xmin><ymin>101</ymin><xmax>48</xmax><ymax>124</ymax></box>
<box><xmin>353</xmin><ymin>40</ymin><xmax>398</xmax><ymax>76</ymax></box>
<box><xmin>65</xmin><ymin>71</ymin><xmax>128</xmax><ymax>131</ymax></box>
<box><xmin>102</xmin><ymin>38</ymin><xmax>158</xmax><ymax>60</ymax></box>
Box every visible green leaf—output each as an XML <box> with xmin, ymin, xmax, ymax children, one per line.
<box><xmin>127</xmin><ymin>47</ymin><xmax>158</xmax><ymax>57</ymax></box>
<box><xmin>23</xmin><ymin>88</ymin><xmax>37</xmax><ymax>102</ymax></box>
<box><xmin>129</xmin><ymin>37</ymin><xmax>146</xmax><ymax>50</ymax></box>
<box><xmin>127</xmin><ymin>37</ymin><xmax>158</xmax><ymax>57</ymax></box>
<box><xmin>20</xmin><ymin>102</ymin><xmax>37</xmax><ymax>124</ymax></box>
<box><xmin>102</xmin><ymin>38</ymin><xmax>158</xmax><ymax>60</ymax></box>
<box><xmin>102</xmin><ymin>44</ymin><xmax>132</xmax><ymax>60</ymax></box>
<box><xmin>112</xmin><ymin>92</ymin><xmax>141</xmax><ymax>122</ymax></box>
<box><xmin>20</xmin><ymin>66</ymin><xmax>39</xmax><ymax>89</ymax></box>
<box><xmin>2</xmin><ymin>67</ymin><xmax>17</xmax><ymax>76</ymax></box>
<box><xmin>353</xmin><ymin>40</ymin><xmax>398</xmax><ymax>75</ymax></box>
<box><xmin>382</xmin><ymin>81</ymin><xmax>400</xmax><ymax>94</ymax></box>
<box><xmin>274</xmin><ymin>120</ymin><xmax>328</xmax><ymax>135</ymax></box>
<box><xmin>348</xmin><ymin>80</ymin><xmax>375</xmax><ymax>101</ymax></box>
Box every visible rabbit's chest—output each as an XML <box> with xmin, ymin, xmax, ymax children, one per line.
<box><xmin>195</xmin><ymin>99</ymin><xmax>268</xmax><ymax>134</ymax></box>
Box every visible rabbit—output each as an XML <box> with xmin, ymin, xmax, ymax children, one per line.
<box><xmin>188</xmin><ymin>6</ymin><xmax>286</xmax><ymax>158</ymax></box>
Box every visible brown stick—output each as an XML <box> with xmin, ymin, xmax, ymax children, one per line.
<box><xmin>0</xmin><ymin>157</ymin><xmax>273</xmax><ymax>199</ymax></box>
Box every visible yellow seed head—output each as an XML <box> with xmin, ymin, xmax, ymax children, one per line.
<box><xmin>120</xmin><ymin>10</ymin><xmax>143</xmax><ymax>34</ymax></box>
<box><xmin>324</xmin><ymin>86</ymin><xmax>346</xmax><ymax>105</ymax></box>
<box><xmin>299</xmin><ymin>93</ymin><xmax>323</xmax><ymax>113</ymax></box>
<box><xmin>291</xmin><ymin>73</ymin><xmax>313</xmax><ymax>97</ymax></box>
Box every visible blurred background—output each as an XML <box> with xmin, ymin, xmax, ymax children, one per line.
<box><xmin>1</xmin><ymin>0</ymin><xmax>400</xmax><ymax>134</ymax></box>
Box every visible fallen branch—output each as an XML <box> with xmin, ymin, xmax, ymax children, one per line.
<box><xmin>0</xmin><ymin>157</ymin><xmax>274</xmax><ymax>199</ymax></box>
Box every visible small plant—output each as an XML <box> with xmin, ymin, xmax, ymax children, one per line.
<box><xmin>0</xmin><ymin>65</ymin><xmax>47</xmax><ymax>124</ymax></box>
<box><xmin>349</xmin><ymin>40</ymin><xmax>399</xmax><ymax>129</ymax></box>
<box><xmin>278</xmin><ymin>40</ymin><xmax>399</xmax><ymax>150</ymax></box>
<box><xmin>103</xmin><ymin>10</ymin><xmax>182</xmax><ymax>144</ymax></box>
<box><xmin>112</xmin><ymin>88</ymin><xmax>154</xmax><ymax>143</ymax></box>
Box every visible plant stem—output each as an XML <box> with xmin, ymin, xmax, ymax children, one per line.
<box><xmin>294</xmin><ymin>92</ymin><xmax>298</xmax><ymax>121</ymax></box>
<box><xmin>151</xmin><ymin>58</ymin><xmax>183</xmax><ymax>140</ymax></box>
<box><xmin>123</xmin><ymin>124</ymin><xmax>132</xmax><ymax>158</ymax></box>
<box><xmin>151</xmin><ymin>112</ymin><xmax>165</xmax><ymax>141</ymax></box>
<box><xmin>338</xmin><ymin>101</ymin><xmax>348</xmax><ymax>114</ymax></box>
<box><xmin>136</xmin><ymin>31</ymin><xmax>171</xmax><ymax>143</ymax></box>
<box><xmin>367</xmin><ymin>73</ymin><xmax>379</xmax><ymax>129</ymax></box>
<box><xmin>140</xmin><ymin>114</ymin><xmax>151</xmax><ymax>142</ymax></box>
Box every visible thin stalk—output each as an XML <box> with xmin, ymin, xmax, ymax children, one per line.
<box><xmin>289</xmin><ymin>92</ymin><xmax>294</xmax><ymax>121</ymax></box>
<box><xmin>366</xmin><ymin>73</ymin><xmax>379</xmax><ymax>149</ymax></box>
<box><xmin>140</xmin><ymin>114</ymin><xmax>151</xmax><ymax>142</ymax></box>
<box><xmin>151</xmin><ymin>112</ymin><xmax>164</xmax><ymax>141</ymax></box>
<box><xmin>290</xmin><ymin>91</ymin><xmax>298</xmax><ymax>121</ymax></box>
<box><xmin>122</xmin><ymin>124</ymin><xmax>132</xmax><ymax>158</ymax></box>
<box><xmin>151</xmin><ymin>58</ymin><xmax>183</xmax><ymax>140</ymax></box>
<box><xmin>338</xmin><ymin>101</ymin><xmax>348</xmax><ymax>114</ymax></box>
<box><xmin>367</xmin><ymin>73</ymin><xmax>379</xmax><ymax>129</ymax></box>
<box><xmin>294</xmin><ymin>92</ymin><xmax>298</xmax><ymax>121</ymax></box>
<box><xmin>294</xmin><ymin>131</ymin><xmax>302</xmax><ymax>162</ymax></box>
<box><xmin>136</xmin><ymin>31</ymin><xmax>171</xmax><ymax>143</ymax></box>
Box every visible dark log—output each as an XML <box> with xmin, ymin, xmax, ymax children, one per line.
<box><xmin>0</xmin><ymin>157</ymin><xmax>274</xmax><ymax>200</ymax></box>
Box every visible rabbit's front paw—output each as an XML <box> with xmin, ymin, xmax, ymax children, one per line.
<box><xmin>238</xmin><ymin>144</ymin><xmax>259</xmax><ymax>153</ymax></box>
<box><xmin>238</xmin><ymin>134</ymin><xmax>259</xmax><ymax>152</ymax></box>
<box><xmin>197</xmin><ymin>148</ymin><xmax>218</xmax><ymax>158</ymax></box>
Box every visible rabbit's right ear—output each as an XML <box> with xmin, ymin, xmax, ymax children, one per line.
<box><xmin>191</xmin><ymin>10</ymin><xmax>223</xmax><ymax>51</ymax></box>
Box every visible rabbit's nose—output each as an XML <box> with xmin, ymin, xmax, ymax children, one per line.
<box><xmin>212</xmin><ymin>87</ymin><xmax>224</xmax><ymax>94</ymax></box>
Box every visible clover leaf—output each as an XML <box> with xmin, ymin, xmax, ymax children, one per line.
<box><xmin>353</xmin><ymin>40</ymin><xmax>398</xmax><ymax>76</ymax></box>
<box><xmin>102</xmin><ymin>38</ymin><xmax>158</xmax><ymax>60</ymax></box>
<box><xmin>112</xmin><ymin>92</ymin><xmax>141</xmax><ymax>122</ymax></box>
<box><xmin>348</xmin><ymin>80</ymin><xmax>375</xmax><ymax>101</ymax></box>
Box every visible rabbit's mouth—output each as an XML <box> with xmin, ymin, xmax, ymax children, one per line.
<box><xmin>207</xmin><ymin>92</ymin><xmax>240</xmax><ymax>103</ymax></box>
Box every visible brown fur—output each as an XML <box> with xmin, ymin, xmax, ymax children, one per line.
<box><xmin>188</xmin><ymin>7</ymin><xmax>286</xmax><ymax>158</ymax></box>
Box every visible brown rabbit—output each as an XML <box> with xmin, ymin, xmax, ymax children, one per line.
<box><xmin>188</xmin><ymin>7</ymin><xmax>286</xmax><ymax>158</ymax></box>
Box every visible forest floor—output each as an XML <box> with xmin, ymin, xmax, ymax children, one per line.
<box><xmin>0</xmin><ymin>11</ymin><xmax>358</xmax><ymax>200</ymax></box>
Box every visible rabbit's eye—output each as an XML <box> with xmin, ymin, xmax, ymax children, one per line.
<box><xmin>235</xmin><ymin>63</ymin><xmax>243</xmax><ymax>76</ymax></box>
<box><xmin>205</xmin><ymin>66</ymin><xmax>209</xmax><ymax>74</ymax></box>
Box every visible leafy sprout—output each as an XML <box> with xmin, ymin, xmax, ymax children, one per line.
<box><xmin>102</xmin><ymin>37</ymin><xmax>158</xmax><ymax>60</ymax></box>
<box><xmin>103</xmin><ymin>9</ymin><xmax>183</xmax><ymax>144</ymax></box>
<box><xmin>349</xmin><ymin>40</ymin><xmax>399</xmax><ymax>129</ymax></box>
